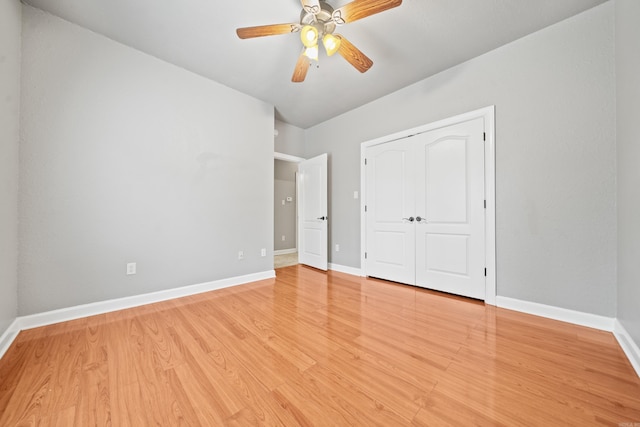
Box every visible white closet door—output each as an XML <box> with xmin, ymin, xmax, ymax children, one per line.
<box><xmin>414</xmin><ymin>118</ymin><xmax>485</xmax><ymax>299</ymax></box>
<box><xmin>365</xmin><ymin>139</ymin><xmax>416</xmax><ymax>284</ymax></box>
<box><xmin>298</xmin><ymin>154</ymin><xmax>328</xmax><ymax>271</ymax></box>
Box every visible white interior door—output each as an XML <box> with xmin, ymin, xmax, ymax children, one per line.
<box><xmin>297</xmin><ymin>154</ymin><xmax>328</xmax><ymax>271</ymax></box>
<box><xmin>414</xmin><ymin>118</ymin><xmax>485</xmax><ymax>299</ymax></box>
<box><xmin>365</xmin><ymin>139</ymin><xmax>415</xmax><ymax>284</ymax></box>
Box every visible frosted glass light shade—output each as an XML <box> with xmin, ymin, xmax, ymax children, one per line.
<box><xmin>303</xmin><ymin>45</ymin><xmax>319</xmax><ymax>61</ymax></box>
<box><xmin>322</xmin><ymin>34</ymin><xmax>341</xmax><ymax>56</ymax></box>
<box><xmin>300</xmin><ymin>25</ymin><xmax>319</xmax><ymax>48</ymax></box>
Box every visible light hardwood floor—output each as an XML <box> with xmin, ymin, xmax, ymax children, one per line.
<box><xmin>1</xmin><ymin>265</ymin><xmax>639</xmax><ymax>426</ymax></box>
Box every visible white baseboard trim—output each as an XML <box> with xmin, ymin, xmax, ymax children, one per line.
<box><xmin>0</xmin><ymin>318</ymin><xmax>21</xmax><ymax>360</ymax></box>
<box><xmin>495</xmin><ymin>296</ymin><xmax>615</xmax><ymax>332</ymax></box>
<box><xmin>274</xmin><ymin>249</ymin><xmax>297</xmax><ymax>256</ymax></box>
<box><xmin>329</xmin><ymin>263</ymin><xmax>363</xmax><ymax>277</ymax></box>
<box><xmin>4</xmin><ymin>275</ymin><xmax>637</xmax><ymax>380</ymax></box>
<box><xmin>16</xmin><ymin>270</ymin><xmax>275</xmax><ymax>332</ymax></box>
<box><xmin>614</xmin><ymin>320</ymin><xmax>640</xmax><ymax>378</ymax></box>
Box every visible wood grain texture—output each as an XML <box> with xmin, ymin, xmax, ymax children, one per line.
<box><xmin>336</xmin><ymin>35</ymin><xmax>373</xmax><ymax>73</ymax></box>
<box><xmin>292</xmin><ymin>53</ymin><xmax>311</xmax><ymax>83</ymax></box>
<box><xmin>1</xmin><ymin>266</ymin><xmax>639</xmax><ymax>425</ymax></box>
<box><xmin>332</xmin><ymin>0</ymin><xmax>402</xmax><ymax>24</ymax></box>
<box><xmin>236</xmin><ymin>24</ymin><xmax>300</xmax><ymax>40</ymax></box>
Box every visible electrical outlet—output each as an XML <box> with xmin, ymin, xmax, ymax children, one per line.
<box><xmin>281</xmin><ymin>235</ymin><xmax>286</xmax><ymax>241</ymax></box>
<box><xmin>335</xmin><ymin>244</ymin><xmax>340</xmax><ymax>252</ymax></box>
<box><xmin>261</xmin><ymin>248</ymin><xmax>266</xmax><ymax>257</ymax></box>
<box><xmin>126</xmin><ymin>262</ymin><xmax>136</xmax><ymax>275</ymax></box>
<box><xmin>353</xmin><ymin>191</ymin><xmax>359</xmax><ymax>199</ymax></box>
<box><xmin>238</xmin><ymin>250</ymin><xmax>244</xmax><ymax>260</ymax></box>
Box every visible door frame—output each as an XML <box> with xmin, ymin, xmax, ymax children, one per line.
<box><xmin>360</xmin><ymin>106</ymin><xmax>496</xmax><ymax>305</ymax></box>
<box><xmin>274</xmin><ymin>152</ymin><xmax>305</xmax><ymax>256</ymax></box>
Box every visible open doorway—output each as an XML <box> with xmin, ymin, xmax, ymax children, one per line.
<box><xmin>274</xmin><ymin>152</ymin><xmax>304</xmax><ymax>268</ymax></box>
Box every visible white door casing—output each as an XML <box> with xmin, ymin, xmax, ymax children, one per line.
<box><xmin>361</xmin><ymin>107</ymin><xmax>496</xmax><ymax>303</ymax></box>
<box><xmin>298</xmin><ymin>153</ymin><xmax>328</xmax><ymax>271</ymax></box>
<box><xmin>274</xmin><ymin>152</ymin><xmax>305</xmax><ymax>258</ymax></box>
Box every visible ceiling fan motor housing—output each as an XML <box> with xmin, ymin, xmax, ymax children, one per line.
<box><xmin>300</xmin><ymin>1</ymin><xmax>337</xmax><ymax>37</ymax></box>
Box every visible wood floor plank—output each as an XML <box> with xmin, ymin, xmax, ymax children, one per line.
<box><xmin>0</xmin><ymin>338</ymin><xmax>44</xmax><ymax>416</ymax></box>
<box><xmin>273</xmin><ymin>379</ymin><xmax>366</xmax><ymax>426</ymax></box>
<box><xmin>1</xmin><ymin>264</ymin><xmax>639</xmax><ymax>426</ymax></box>
<box><xmin>40</xmin><ymin>330</ymin><xmax>84</xmax><ymax>417</ymax></box>
<box><xmin>322</xmin><ymin>347</ymin><xmax>428</xmax><ymax>419</ymax></box>
<box><xmin>214</xmin><ymin>294</ymin><xmax>318</xmax><ymax>372</ymax></box>
<box><xmin>413</xmin><ymin>391</ymin><xmax>511</xmax><ymax>427</ymax></box>
<box><xmin>171</xmin><ymin>321</ymin><xmax>289</xmax><ymax>424</ymax></box>
<box><xmin>172</xmin><ymin>362</ymin><xmax>232</xmax><ymax>425</ymax></box>
<box><xmin>116</xmin><ymin>381</ymin><xmax>161</xmax><ymax>426</ymax></box>
<box><xmin>39</xmin><ymin>405</ymin><xmax>77</xmax><ymax>427</ymax></box>
<box><xmin>303</xmin><ymin>363</ymin><xmax>413</xmax><ymax>426</ymax></box>
<box><xmin>74</xmin><ymin>361</ymin><xmax>111</xmax><ymax>426</ymax></box>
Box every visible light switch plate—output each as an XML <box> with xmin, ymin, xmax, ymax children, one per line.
<box><xmin>126</xmin><ymin>263</ymin><xmax>136</xmax><ymax>275</ymax></box>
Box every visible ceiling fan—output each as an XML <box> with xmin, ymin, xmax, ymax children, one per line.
<box><xmin>236</xmin><ymin>0</ymin><xmax>402</xmax><ymax>82</ymax></box>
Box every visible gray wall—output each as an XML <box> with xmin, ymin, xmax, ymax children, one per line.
<box><xmin>0</xmin><ymin>0</ymin><xmax>21</xmax><ymax>335</ymax></box>
<box><xmin>616</xmin><ymin>0</ymin><xmax>640</xmax><ymax>348</ymax></box>
<box><xmin>274</xmin><ymin>160</ymin><xmax>297</xmax><ymax>251</ymax></box>
<box><xmin>275</xmin><ymin>120</ymin><xmax>306</xmax><ymax>158</ymax></box>
<box><xmin>305</xmin><ymin>3</ymin><xmax>616</xmax><ymax>316</ymax></box>
<box><xmin>19</xmin><ymin>6</ymin><xmax>274</xmax><ymax>315</ymax></box>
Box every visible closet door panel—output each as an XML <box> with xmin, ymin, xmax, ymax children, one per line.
<box><xmin>425</xmin><ymin>138</ymin><xmax>468</xmax><ymax>223</ymax></box>
<box><xmin>364</xmin><ymin>139</ymin><xmax>415</xmax><ymax>285</ymax></box>
<box><xmin>415</xmin><ymin>118</ymin><xmax>486</xmax><ymax>300</ymax></box>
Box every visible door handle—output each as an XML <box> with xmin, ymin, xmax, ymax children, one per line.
<box><xmin>416</xmin><ymin>216</ymin><xmax>428</xmax><ymax>223</ymax></box>
<box><xmin>317</xmin><ymin>216</ymin><xmax>327</xmax><ymax>220</ymax></box>
<box><xmin>402</xmin><ymin>217</ymin><xmax>415</xmax><ymax>222</ymax></box>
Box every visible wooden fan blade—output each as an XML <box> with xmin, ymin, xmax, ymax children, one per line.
<box><xmin>300</xmin><ymin>0</ymin><xmax>320</xmax><ymax>14</ymax></box>
<box><xmin>292</xmin><ymin>52</ymin><xmax>311</xmax><ymax>82</ymax></box>
<box><xmin>335</xmin><ymin>35</ymin><xmax>373</xmax><ymax>73</ymax></box>
<box><xmin>236</xmin><ymin>23</ymin><xmax>301</xmax><ymax>39</ymax></box>
<box><xmin>332</xmin><ymin>0</ymin><xmax>402</xmax><ymax>24</ymax></box>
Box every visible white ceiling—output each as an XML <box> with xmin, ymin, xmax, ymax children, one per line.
<box><xmin>23</xmin><ymin>0</ymin><xmax>607</xmax><ymax>129</ymax></box>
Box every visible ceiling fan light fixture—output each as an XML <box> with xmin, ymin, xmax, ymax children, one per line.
<box><xmin>237</xmin><ymin>0</ymin><xmax>404</xmax><ymax>82</ymax></box>
<box><xmin>322</xmin><ymin>33</ymin><xmax>341</xmax><ymax>56</ymax></box>
<box><xmin>303</xmin><ymin>45</ymin><xmax>319</xmax><ymax>61</ymax></box>
<box><xmin>300</xmin><ymin>25</ymin><xmax>319</xmax><ymax>48</ymax></box>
